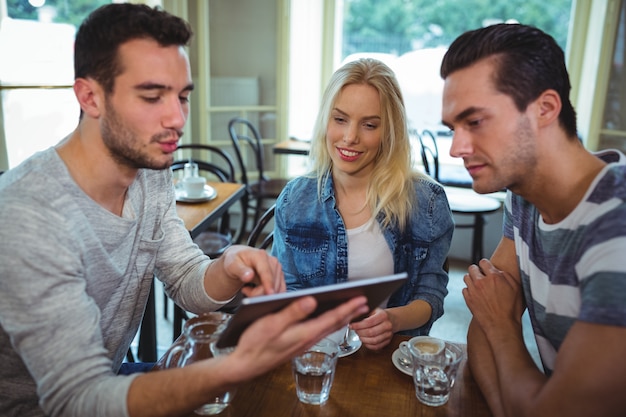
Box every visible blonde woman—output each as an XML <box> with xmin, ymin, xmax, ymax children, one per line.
<box><xmin>272</xmin><ymin>58</ymin><xmax>454</xmax><ymax>350</ymax></box>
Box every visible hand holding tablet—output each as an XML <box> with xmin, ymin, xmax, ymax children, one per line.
<box><xmin>216</xmin><ymin>272</ymin><xmax>408</xmax><ymax>348</ymax></box>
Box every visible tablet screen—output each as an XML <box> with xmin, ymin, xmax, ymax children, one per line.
<box><xmin>216</xmin><ymin>272</ymin><xmax>408</xmax><ymax>348</ymax></box>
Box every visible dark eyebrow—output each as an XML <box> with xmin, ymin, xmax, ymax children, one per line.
<box><xmin>442</xmin><ymin>106</ymin><xmax>483</xmax><ymax>129</ymax></box>
<box><xmin>135</xmin><ymin>82</ymin><xmax>195</xmax><ymax>93</ymax></box>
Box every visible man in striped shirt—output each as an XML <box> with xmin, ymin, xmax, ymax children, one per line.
<box><xmin>441</xmin><ymin>24</ymin><xmax>626</xmax><ymax>417</ymax></box>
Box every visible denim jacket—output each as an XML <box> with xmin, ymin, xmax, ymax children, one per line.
<box><xmin>271</xmin><ymin>174</ymin><xmax>454</xmax><ymax>336</ymax></box>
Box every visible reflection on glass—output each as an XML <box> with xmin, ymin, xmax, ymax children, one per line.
<box><xmin>2</xmin><ymin>88</ymin><xmax>78</xmax><ymax>168</ymax></box>
<box><xmin>602</xmin><ymin>0</ymin><xmax>625</xmax><ymax>132</ymax></box>
<box><xmin>0</xmin><ymin>18</ymin><xmax>75</xmax><ymax>85</ymax></box>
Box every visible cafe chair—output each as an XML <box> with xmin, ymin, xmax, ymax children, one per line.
<box><xmin>228</xmin><ymin>117</ymin><xmax>289</xmax><ymax>235</ymax></box>
<box><xmin>417</xmin><ymin>129</ymin><xmax>474</xmax><ymax>188</ymax></box>
<box><xmin>416</xmin><ymin>130</ymin><xmax>502</xmax><ymax>263</ymax></box>
<box><xmin>246</xmin><ymin>203</ymin><xmax>276</xmax><ymax>250</ymax></box>
<box><xmin>171</xmin><ymin>144</ymin><xmax>242</xmax><ymax>256</ymax></box>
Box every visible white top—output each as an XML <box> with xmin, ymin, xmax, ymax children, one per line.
<box><xmin>347</xmin><ymin>219</ymin><xmax>394</xmax><ymax>306</ymax></box>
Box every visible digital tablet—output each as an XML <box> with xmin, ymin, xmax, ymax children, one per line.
<box><xmin>215</xmin><ymin>272</ymin><xmax>408</xmax><ymax>348</ymax></box>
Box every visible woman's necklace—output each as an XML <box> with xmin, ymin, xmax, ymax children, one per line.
<box><xmin>339</xmin><ymin>201</ymin><xmax>368</xmax><ymax>216</ymax></box>
<box><xmin>335</xmin><ymin>179</ymin><xmax>369</xmax><ymax>217</ymax></box>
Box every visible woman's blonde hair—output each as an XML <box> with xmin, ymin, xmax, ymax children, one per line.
<box><xmin>309</xmin><ymin>58</ymin><xmax>424</xmax><ymax>231</ymax></box>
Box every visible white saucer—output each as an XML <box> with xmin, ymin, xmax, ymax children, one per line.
<box><xmin>175</xmin><ymin>185</ymin><xmax>217</xmax><ymax>203</ymax></box>
<box><xmin>338</xmin><ymin>337</ymin><xmax>362</xmax><ymax>358</ymax></box>
<box><xmin>391</xmin><ymin>348</ymin><xmax>412</xmax><ymax>376</ymax></box>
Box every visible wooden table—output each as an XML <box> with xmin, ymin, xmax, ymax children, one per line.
<box><xmin>156</xmin><ymin>334</ymin><xmax>492</xmax><ymax>417</ymax></box>
<box><xmin>175</xmin><ymin>182</ymin><xmax>245</xmax><ymax>238</ymax></box>
<box><xmin>273</xmin><ymin>138</ymin><xmax>311</xmax><ymax>156</ymax></box>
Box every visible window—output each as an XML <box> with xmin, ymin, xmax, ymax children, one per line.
<box><xmin>337</xmin><ymin>0</ymin><xmax>573</xmax><ymax>169</ymax></box>
<box><xmin>287</xmin><ymin>0</ymin><xmax>575</xmax><ymax>176</ymax></box>
<box><xmin>0</xmin><ymin>0</ymin><xmax>112</xmax><ymax>169</ymax></box>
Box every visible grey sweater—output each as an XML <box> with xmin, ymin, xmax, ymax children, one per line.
<box><xmin>0</xmin><ymin>148</ymin><xmax>221</xmax><ymax>417</ymax></box>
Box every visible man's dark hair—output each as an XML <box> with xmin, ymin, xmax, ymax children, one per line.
<box><xmin>440</xmin><ymin>23</ymin><xmax>577</xmax><ymax>138</ymax></box>
<box><xmin>74</xmin><ymin>3</ymin><xmax>193</xmax><ymax>93</ymax></box>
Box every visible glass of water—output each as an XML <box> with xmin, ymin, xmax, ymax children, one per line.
<box><xmin>410</xmin><ymin>340</ymin><xmax>464</xmax><ymax>407</ymax></box>
<box><xmin>291</xmin><ymin>337</ymin><xmax>339</xmax><ymax>405</ymax></box>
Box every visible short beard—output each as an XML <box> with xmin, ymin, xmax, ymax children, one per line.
<box><xmin>472</xmin><ymin>115</ymin><xmax>536</xmax><ymax>195</ymax></box>
<box><xmin>498</xmin><ymin>115</ymin><xmax>537</xmax><ymax>193</ymax></box>
<box><xmin>101</xmin><ymin>99</ymin><xmax>175</xmax><ymax>170</ymax></box>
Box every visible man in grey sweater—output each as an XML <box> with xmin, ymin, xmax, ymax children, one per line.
<box><xmin>0</xmin><ymin>4</ymin><xmax>368</xmax><ymax>417</ymax></box>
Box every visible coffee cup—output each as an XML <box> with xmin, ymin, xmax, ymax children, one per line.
<box><xmin>182</xmin><ymin>176</ymin><xmax>206</xmax><ymax>198</ymax></box>
<box><xmin>398</xmin><ymin>336</ymin><xmax>445</xmax><ymax>365</ymax></box>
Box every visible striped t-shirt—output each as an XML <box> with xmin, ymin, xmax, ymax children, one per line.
<box><xmin>503</xmin><ymin>149</ymin><xmax>626</xmax><ymax>374</ymax></box>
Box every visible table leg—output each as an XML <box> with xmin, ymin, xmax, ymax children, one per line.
<box><xmin>137</xmin><ymin>280</ymin><xmax>157</xmax><ymax>362</ymax></box>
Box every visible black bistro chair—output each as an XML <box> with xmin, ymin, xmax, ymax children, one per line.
<box><xmin>228</xmin><ymin>117</ymin><xmax>289</xmax><ymax>234</ymax></box>
<box><xmin>213</xmin><ymin>203</ymin><xmax>278</xmax><ymax>316</ymax></box>
<box><xmin>171</xmin><ymin>144</ymin><xmax>243</xmax><ymax>254</ymax></box>
<box><xmin>246</xmin><ymin>203</ymin><xmax>276</xmax><ymax>251</ymax></box>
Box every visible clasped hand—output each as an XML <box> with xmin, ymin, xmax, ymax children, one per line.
<box><xmin>462</xmin><ymin>259</ymin><xmax>524</xmax><ymax>336</ymax></box>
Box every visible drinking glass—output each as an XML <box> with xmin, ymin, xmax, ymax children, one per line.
<box><xmin>291</xmin><ymin>337</ymin><xmax>339</xmax><ymax>405</ymax></box>
<box><xmin>409</xmin><ymin>339</ymin><xmax>464</xmax><ymax>407</ymax></box>
<box><xmin>183</xmin><ymin>160</ymin><xmax>199</xmax><ymax>178</ymax></box>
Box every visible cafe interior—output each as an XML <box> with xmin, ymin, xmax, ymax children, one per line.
<box><xmin>0</xmin><ymin>0</ymin><xmax>624</xmax><ymax>414</ymax></box>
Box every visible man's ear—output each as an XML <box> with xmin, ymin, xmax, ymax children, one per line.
<box><xmin>73</xmin><ymin>78</ymin><xmax>104</xmax><ymax>119</ymax></box>
<box><xmin>534</xmin><ymin>89</ymin><xmax>561</xmax><ymax>128</ymax></box>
